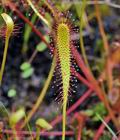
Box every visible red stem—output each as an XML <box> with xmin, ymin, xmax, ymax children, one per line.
<box><xmin>77</xmin><ymin>125</ymin><xmax>82</xmax><ymax>140</ymax></box>
<box><xmin>73</xmin><ymin>113</ymin><xmax>84</xmax><ymax>140</ymax></box>
<box><xmin>2</xmin><ymin>130</ymin><xmax>74</xmax><ymax>137</ymax></box>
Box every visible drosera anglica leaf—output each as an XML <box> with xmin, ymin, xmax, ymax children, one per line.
<box><xmin>57</xmin><ymin>22</ymin><xmax>71</xmax><ymax>140</ymax></box>
<box><xmin>0</xmin><ymin>13</ymin><xmax>14</xmax><ymax>85</ymax></box>
<box><xmin>50</xmin><ymin>9</ymin><xmax>72</xmax><ymax>140</ymax></box>
<box><xmin>1</xmin><ymin>13</ymin><xmax>14</xmax><ymax>38</ymax></box>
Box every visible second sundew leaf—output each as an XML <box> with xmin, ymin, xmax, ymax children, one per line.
<box><xmin>26</xmin><ymin>0</ymin><xmax>49</xmax><ymax>27</ymax></box>
<box><xmin>1</xmin><ymin>13</ymin><xmax>14</xmax><ymax>38</ymax></box>
<box><xmin>0</xmin><ymin>13</ymin><xmax>14</xmax><ymax>85</ymax></box>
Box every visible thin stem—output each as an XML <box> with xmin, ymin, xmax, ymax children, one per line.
<box><xmin>96</xmin><ymin>114</ymin><xmax>117</xmax><ymax>139</ymax></box>
<box><xmin>0</xmin><ymin>37</ymin><xmax>9</xmax><ymax>85</ymax></box>
<box><xmin>36</xmin><ymin>128</ymin><xmax>40</xmax><ymax>140</ymax></box>
<box><xmin>77</xmin><ymin>124</ymin><xmax>82</xmax><ymax>140</ymax></box>
<box><xmin>62</xmin><ymin>99</ymin><xmax>67</xmax><ymax>140</ymax></box>
<box><xmin>12</xmin><ymin>126</ymin><xmax>20</xmax><ymax>140</ymax></box>
<box><xmin>20</xmin><ymin>53</ymin><xmax>57</xmax><ymax>129</ymax></box>
<box><xmin>75</xmin><ymin>0</ymin><xmax>90</xmax><ymax>68</ymax></box>
<box><xmin>26</xmin><ymin>0</ymin><xmax>49</xmax><ymax>27</ymax></box>
<box><xmin>94</xmin><ymin>0</ymin><xmax>109</xmax><ymax>53</ymax></box>
<box><xmin>25</xmin><ymin>113</ymin><xmax>34</xmax><ymax>140</ymax></box>
<box><xmin>28</xmin><ymin>49</ymin><xmax>38</xmax><ymax>64</ymax></box>
<box><xmin>2</xmin><ymin>130</ymin><xmax>74</xmax><ymax>137</ymax></box>
<box><xmin>94</xmin><ymin>0</ymin><xmax>113</xmax><ymax>92</ymax></box>
<box><xmin>23</xmin><ymin>13</ymin><xmax>37</xmax><ymax>53</ymax></box>
<box><xmin>93</xmin><ymin>115</ymin><xmax>111</xmax><ymax>140</ymax></box>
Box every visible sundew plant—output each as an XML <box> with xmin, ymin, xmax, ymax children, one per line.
<box><xmin>0</xmin><ymin>0</ymin><xmax>120</xmax><ymax>140</ymax></box>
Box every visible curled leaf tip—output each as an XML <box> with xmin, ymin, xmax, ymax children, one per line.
<box><xmin>1</xmin><ymin>13</ymin><xmax>14</xmax><ymax>37</ymax></box>
<box><xmin>0</xmin><ymin>13</ymin><xmax>14</xmax><ymax>85</ymax></box>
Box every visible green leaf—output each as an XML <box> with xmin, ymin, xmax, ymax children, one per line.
<box><xmin>21</xmin><ymin>67</ymin><xmax>34</xmax><ymax>79</ymax></box>
<box><xmin>35</xmin><ymin>118</ymin><xmax>53</xmax><ymax>130</ymax></box>
<box><xmin>84</xmin><ymin>109</ymin><xmax>94</xmax><ymax>116</ymax></box>
<box><xmin>20</xmin><ymin>62</ymin><xmax>31</xmax><ymax>71</ymax></box>
<box><xmin>93</xmin><ymin>103</ymin><xmax>107</xmax><ymax>115</ymax></box>
<box><xmin>36</xmin><ymin>35</ymin><xmax>49</xmax><ymax>52</ymax></box>
<box><xmin>44</xmin><ymin>35</ymin><xmax>49</xmax><ymax>42</ymax></box>
<box><xmin>9</xmin><ymin>108</ymin><xmax>25</xmax><ymax>126</ymax></box>
<box><xmin>36</xmin><ymin>42</ymin><xmax>47</xmax><ymax>52</ymax></box>
<box><xmin>8</xmin><ymin>89</ymin><xmax>16</xmax><ymax>97</ymax></box>
<box><xmin>100</xmin><ymin>133</ymin><xmax>111</xmax><ymax>140</ymax></box>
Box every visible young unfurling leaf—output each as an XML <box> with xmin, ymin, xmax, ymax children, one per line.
<box><xmin>0</xmin><ymin>13</ymin><xmax>14</xmax><ymax>85</ymax></box>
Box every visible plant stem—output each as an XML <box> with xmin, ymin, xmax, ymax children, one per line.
<box><xmin>75</xmin><ymin>0</ymin><xmax>90</xmax><ymax>69</ymax></box>
<box><xmin>36</xmin><ymin>128</ymin><xmax>40</xmax><ymax>140</ymax></box>
<box><xmin>62</xmin><ymin>99</ymin><xmax>67</xmax><ymax>140</ymax></box>
<box><xmin>51</xmin><ymin>89</ymin><xmax>92</xmax><ymax>127</ymax></box>
<box><xmin>20</xmin><ymin>53</ymin><xmax>57</xmax><ymax>129</ymax></box>
<box><xmin>94</xmin><ymin>0</ymin><xmax>113</xmax><ymax>93</ymax></box>
<box><xmin>2</xmin><ymin>130</ymin><xmax>74</xmax><ymax>137</ymax></box>
<box><xmin>26</xmin><ymin>0</ymin><xmax>49</xmax><ymax>27</ymax></box>
<box><xmin>0</xmin><ymin>37</ymin><xmax>9</xmax><ymax>85</ymax></box>
<box><xmin>93</xmin><ymin>115</ymin><xmax>110</xmax><ymax>140</ymax></box>
<box><xmin>23</xmin><ymin>13</ymin><xmax>37</xmax><ymax>53</ymax></box>
<box><xmin>96</xmin><ymin>114</ymin><xmax>117</xmax><ymax>139</ymax></box>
